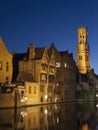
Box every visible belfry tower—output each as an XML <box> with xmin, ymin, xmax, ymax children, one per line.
<box><xmin>76</xmin><ymin>27</ymin><xmax>91</xmax><ymax>74</ymax></box>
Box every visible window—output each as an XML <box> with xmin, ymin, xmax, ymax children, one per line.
<box><xmin>29</xmin><ymin>86</ymin><xmax>32</xmax><ymax>93</ymax></box>
<box><xmin>56</xmin><ymin>62</ymin><xmax>60</xmax><ymax>67</ymax></box>
<box><xmin>40</xmin><ymin>74</ymin><xmax>47</xmax><ymax>81</ymax></box>
<box><xmin>34</xmin><ymin>86</ymin><xmax>36</xmax><ymax>94</ymax></box>
<box><xmin>41</xmin><ymin>63</ymin><xmax>48</xmax><ymax>71</ymax></box>
<box><xmin>21</xmin><ymin>91</ymin><xmax>24</xmax><ymax>98</ymax></box>
<box><xmin>40</xmin><ymin>96</ymin><xmax>43</xmax><ymax>102</ymax></box>
<box><xmin>49</xmin><ymin>66</ymin><xmax>55</xmax><ymax>72</ymax></box>
<box><xmin>79</xmin><ymin>55</ymin><xmax>82</xmax><ymax>60</ymax></box>
<box><xmin>6</xmin><ymin>77</ymin><xmax>9</xmax><ymax>84</ymax></box>
<box><xmin>40</xmin><ymin>107</ymin><xmax>43</xmax><ymax>112</ymax></box>
<box><xmin>49</xmin><ymin>75</ymin><xmax>54</xmax><ymax>82</ymax></box>
<box><xmin>6</xmin><ymin>62</ymin><xmax>9</xmax><ymax>71</ymax></box>
<box><xmin>0</xmin><ymin>61</ymin><xmax>2</xmax><ymax>70</ymax></box>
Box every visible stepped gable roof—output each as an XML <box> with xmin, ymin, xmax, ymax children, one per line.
<box><xmin>34</xmin><ymin>47</ymin><xmax>46</xmax><ymax>59</ymax></box>
<box><xmin>16</xmin><ymin>72</ymin><xmax>36</xmax><ymax>82</ymax></box>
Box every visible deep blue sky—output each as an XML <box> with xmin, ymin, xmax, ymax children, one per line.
<box><xmin>0</xmin><ymin>0</ymin><xmax>98</xmax><ymax>74</ymax></box>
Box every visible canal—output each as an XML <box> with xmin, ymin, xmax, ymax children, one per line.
<box><xmin>0</xmin><ymin>102</ymin><xmax>97</xmax><ymax>130</ymax></box>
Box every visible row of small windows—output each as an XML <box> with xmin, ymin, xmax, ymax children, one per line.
<box><xmin>40</xmin><ymin>74</ymin><xmax>55</xmax><ymax>82</ymax></box>
<box><xmin>78</xmin><ymin>55</ymin><xmax>89</xmax><ymax>61</ymax></box>
<box><xmin>56</xmin><ymin>62</ymin><xmax>74</xmax><ymax>69</ymax></box>
<box><xmin>0</xmin><ymin>61</ymin><xmax>9</xmax><ymax>71</ymax></box>
<box><xmin>80</xmin><ymin>35</ymin><xmax>85</xmax><ymax>38</ymax></box>
<box><xmin>41</xmin><ymin>62</ymin><xmax>75</xmax><ymax>70</ymax></box>
<box><xmin>56</xmin><ymin>62</ymin><xmax>67</xmax><ymax>68</ymax></box>
<box><xmin>41</xmin><ymin>64</ymin><xmax>55</xmax><ymax>73</ymax></box>
<box><xmin>28</xmin><ymin>86</ymin><xmax>36</xmax><ymax>94</ymax></box>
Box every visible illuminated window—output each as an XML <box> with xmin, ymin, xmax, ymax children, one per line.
<box><xmin>56</xmin><ymin>62</ymin><xmax>60</xmax><ymax>67</ymax></box>
<box><xmin>64</xmin><ymin>63</ymin><xmax>67</xmax><ymax>68</ymax></box>
<box><xmin>40</xmin><ymin>74</ymin><xmax>47</xmax><ymax>81</ymax></box>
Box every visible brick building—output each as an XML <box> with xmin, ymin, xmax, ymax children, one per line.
<box><xmin>0</xmin><ymin>37</ymin><xmax>12</xmax><ymax>84</ymax></box>
<box><xmin>13</xmin><ymin>43</ymin><xmax>56</xmax><ymax>104</ymax></box>
<box><xmin>48</xmin><ymin>43</ymin><xmax>77</xmax><ymax>101</ymax></box>
<box><xmin>0</xmin><ymin>38</ymin><xmax>77</xmax><ymax>107</ymax></box>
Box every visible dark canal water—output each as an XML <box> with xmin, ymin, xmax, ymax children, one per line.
<box><xmin>0</xmin><ymin>102</ymin><xmax>98</xmax><ymax>130</ymax></box>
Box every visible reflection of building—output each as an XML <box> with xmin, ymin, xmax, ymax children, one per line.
<box><xmin>0</xmin><ymin>37</ymin><xmax>12</xmax><ymax>84</ymax></box>
<box><xmin>76</xmin><ymin>27</ymin><xmax>91</xmax><ymax>74</ymax></box>
<box><xmin>0</xmin><ymin>104</ymin><xmax>77</xmax><ymax>130</ymax></box>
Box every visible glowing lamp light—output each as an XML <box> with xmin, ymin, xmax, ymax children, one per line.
<box><xmin>96</xmin><ymin>104</ymin><xmax>98</xmax><ymax>108</ymax></box>
<box><xmin>45</xmin><ymin>95</ymin><xmax>48</xmax><ymax>99</ymax></box>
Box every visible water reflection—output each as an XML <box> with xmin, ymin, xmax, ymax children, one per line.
<box><xmin>76</xmin><ymin>102</ymin><xmax>97</xmax><ymax>130</ymax></box>
<box><xmin>0</xmin><ymin>102</ymin><xmax>98</xmax><ymax>130</ymax></box>
<box><xmin>0</xmin><ymin>103</ymin><xmax>77</xmax><ymax>130</ymax></box>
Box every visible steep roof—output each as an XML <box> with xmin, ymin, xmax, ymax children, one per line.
<box><xmin>34</xmin><ymin>47</ymin><xmax>46</xmax><ymax>59</ymax></box>
<box><xmin>0</xmin><ymin>37</ymin><xmax>10</xmax><ymax>55</ymax></box>
<box><xmin>48</xmin><ymin>43</ymin><xmax>61</xmax><ymax>60</ymax></box>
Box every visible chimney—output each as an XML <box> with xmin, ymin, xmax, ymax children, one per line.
<box><xmin>28</xmin><ymin>43</ymin><xmax>35</xmax><ymax>60</ymax></box>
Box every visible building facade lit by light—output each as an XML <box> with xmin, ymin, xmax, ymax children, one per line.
<box><xmin>76</xmin><ymin>27</ymin><xmax>91</xmax><ymax>74</ymax></box>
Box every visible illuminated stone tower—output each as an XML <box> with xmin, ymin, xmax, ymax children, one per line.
<box><xmin>76</xmin><ymin>27</ymin><xmax>91</xmax><ymax>74</ymax></box>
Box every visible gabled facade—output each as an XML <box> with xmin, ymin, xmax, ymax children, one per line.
<box><xmin>48</xmin><ymin>43</ymin><xmax>61</xmax><ymax>101</ymax></box>
<box><xmin>48</xmin><ymin>43</ymin><xmax>77</xmax><ymax>101</ymax></box>
<box><xmin>48</xmin><ymin>45</ymin><xmax>56</xmax><ymax>101</ymax></box>
<box><xmin>0</xmin><ymin>37</ymin><xmax>12</xmax><ymax>84</ymax></box>
<box><xmin>14</xmin><ymin>43</ymin><xmax>56</xmax><ymax>104</ymax></box>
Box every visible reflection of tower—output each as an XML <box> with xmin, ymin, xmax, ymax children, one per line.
<box><xmin>76</xmin><ymin>27</ymin><xmax>91</xmax><ymax>74</ymax></box>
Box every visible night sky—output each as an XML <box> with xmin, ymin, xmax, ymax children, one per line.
<box><xmin>0</xmin><ymin>0</ymin><xmax>98</xmax><ymax>74</ymax></box>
